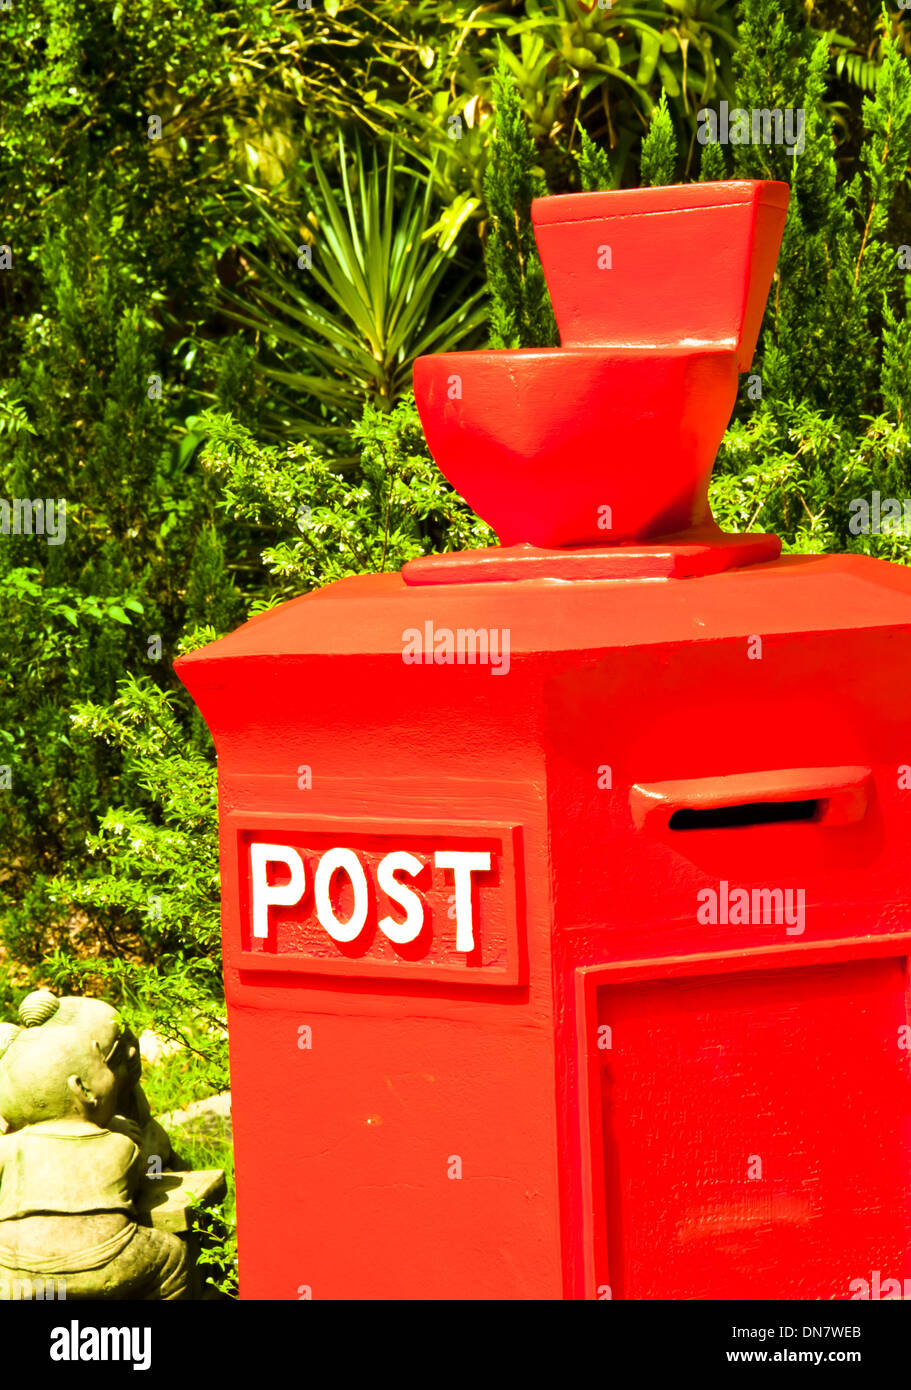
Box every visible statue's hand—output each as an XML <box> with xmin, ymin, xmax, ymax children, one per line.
<box><xmin>108</xmin><ymin>1115</ymin><xmax>143</xmax><ymax>1145</ymax></box>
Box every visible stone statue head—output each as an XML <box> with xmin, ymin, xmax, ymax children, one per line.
<box><xmin>0</xmin><ymin>991</ymin><xmax>141</xmax><ymax>1130</ymax></box>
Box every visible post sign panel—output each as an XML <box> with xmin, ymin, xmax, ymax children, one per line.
<box><xmin>227</xmin><ymin>812</ymin><xmax>524</xmax><ymax>985</ymax></box>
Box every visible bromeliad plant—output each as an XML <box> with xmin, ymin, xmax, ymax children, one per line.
<box><xmin>417</xmin><ymin>0</ymin><xmax>739</xmax><ymax>193</ymax></box>
<box><xmin>222</xmin><ymin>135</ymin><xmax>487</xmax><ymax>445</ymax></box>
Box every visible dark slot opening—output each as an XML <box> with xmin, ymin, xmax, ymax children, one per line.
<box><xmin>669</xmin><ymin>798</ymin><xmax>822</xmax><ymax>830</ymax></box>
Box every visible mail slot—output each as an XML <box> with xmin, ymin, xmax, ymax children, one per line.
<box><xmin>177</xmin><ymin>181</ymin><xmax>911</xmax><ymax>1299</ymax></box>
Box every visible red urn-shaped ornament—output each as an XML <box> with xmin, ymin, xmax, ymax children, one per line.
<box><xmin>412</xmin><ymin>180</ymin><xmax>790</xmax><ymax>571</ymax></box>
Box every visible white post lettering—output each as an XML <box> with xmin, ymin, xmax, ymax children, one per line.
<box><xmin>314</xmin><ymin>848</ymin><xmax>369</xmax><ymax>943</ymax></box>
<box><xmin>376</xmin><ymin>851</ymin><xmax>425</xmax><ymax>944</ymax></box>
<box><xmin>250</xmin><ymin>844</ymin><xmax>306</xmax><ymax>939</ymax></box>
<box><xmin>434</xmin><ymin>851</ymin><xmax>491</xmax><ymax>952</ymax></box>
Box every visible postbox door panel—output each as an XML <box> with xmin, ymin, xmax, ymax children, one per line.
<box><xmin>595</xmin><ymin>954</ymin><xmax>911</xmax><ymax>1300</ymax></box>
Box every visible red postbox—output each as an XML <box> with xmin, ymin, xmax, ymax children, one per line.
<box><xmin>177</xmin><ymin>181</ymin><xmax>911</xmax><ymax>1300</ymax></box>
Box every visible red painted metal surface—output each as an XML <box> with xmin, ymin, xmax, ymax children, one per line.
<box><xmin>176</xmin><ymin>180</ymin><xmax>911</xmax><ymax>1301</ymax></box>
<box><xmin>412</xmin><ymin>346</ymin><xmax>739</xmax><ymax>548</ymax></box>
<box><xmin>532</xmin><ymin>181</ymin><xmax>790</xmax><ymax>368</ymax></box>
<box><xmin>177</xmin><ymin>560</ymin><xmax>911</xmax><ymax>1300</ymax></box>
<box><xmin>413</xmin><ymin>181</ymin><xmax>789</xmax><ymax>550</ymax></box>
<box><xmin>402</xmin><ymin>527</ymin><xmax>781</xmax><ymax>584</ymax></box>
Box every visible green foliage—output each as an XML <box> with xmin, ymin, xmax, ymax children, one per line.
<box><xmin>140</xmin><ymin>1050</ymin><xmax>238</xmax><ymax>1297</ymax></box>
<box><xmin>483</xmin><ymin>56</ymin><xmax>558</xmax><ymax>349</ymax></box>
<box><xmin>699</xmin><ymin>134</ymin><xmax>728</xmax><ymax>180</ymax></box>
<box><xmin>711</xmin><ymin>407</ymin><xmax>911</xmax><ymax>560</ymax></box>
<box><xmin>223</xmin><ymin>135</ymin><xmax>487</xmax><ymax>443</ymax></box>
<box><xmin>711</xmin><ymin>1</ymin><xmax>911</xmax><ymax>551</ymax></box>
<box><xmin>43</xmin><ymin>667</ymin><xmax>225</xmax><ymax>1074</ymax></box>
<box><xmin>411</xmin><ymin>0</ymin><xmax>739</xmax><ymax>196</ymax></box>
<box><xmin>198</xmin><ymin>396</ymin><xmax>495</xmax><ymax>600</ymax></box>
<box><xmin>0</xmin><ymin>398</ymin><xmax>36</xmax><ymax>438</ymax></box>
<box><xmin>881</xmin><ymin>300</ymin><xmax>911</xmax><ymax>424</ymax></box>
<box><xmin>185</xmin><ymin>525</ymin><xmax>245</xmax><ymax>637</ymax></box>
<box><xmin>753</xmin><ymin>2</ymin><xmax>908</xmax><ymax>420</ymax></box>
<box><xmin>189</xmin><ymin>1190</ymin><xmax>238</xmax><ymax>1300</ymax></box>
<box><xmin>826</xmin><ymin>8</ymin><xmax>911</xmax><ymax>98</ymax></box>
<box><xmin>0</xmin><ymin>175</ymin><xmax>237</xmax><ymax>967</ymax></box>
<box><xmin>576</xmin><ymin>123</ymin><xmax>615</xmax><ymax>192</ymax></box>
<box><xmin>857</xmin><ymin>23</ymin><xmax>911</xmax><ymax>247</ymax></box>
<box><xmin>640</xmin><ymin>91</ymin><xmax>679</xmax><ymax>186</ymax></box>
<box><xmin>0</xmin><ymin>0</ymin><xmax>282</xmax><ymax>359</ymax></box>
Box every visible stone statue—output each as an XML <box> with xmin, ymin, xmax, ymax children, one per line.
<box><xmin>0</xmin><ymin>990</ymin><xmax>193</xmax><ymax>1299</ymax></box>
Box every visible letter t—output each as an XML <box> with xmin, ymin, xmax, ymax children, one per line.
<box><xmin>435</xmin><ymin>851</ymin><xmax>491</xmax><ymax>952</ymax></box>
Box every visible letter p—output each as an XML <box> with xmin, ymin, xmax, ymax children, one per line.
<box><xmin>251</xmin><ymin>844</ymin><xmax>306</xmax><ymax>939</ymax></box>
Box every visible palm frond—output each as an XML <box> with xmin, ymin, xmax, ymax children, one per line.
<box><xmin>219</xmin><ymin>133</ymin><xmax>486</xmax><ymax>440</ymax></box>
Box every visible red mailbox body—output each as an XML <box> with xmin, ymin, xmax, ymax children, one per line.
<box><xmin>177</xmin><ymin>182</ymin><xmax>911</xmax><ymax>1299</ymax></box>
<box><xmin>177</xmin><ymin>557</ymin><xmax>911</xmax><ymax>1301</ymax></box>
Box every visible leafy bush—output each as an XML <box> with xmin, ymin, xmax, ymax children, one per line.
<box><xmin>640</xmin><ymin>90</ymin><xmax>679</xmax><ymax>187</ymax></box>
<box><xmin>222</xmin><ymin>136</ymin><xmax>487</xmax><ymax>443</ymax></box>
<box><xmin>396</xmin><ymin>0</ymin><xmax>740</xmax><ymax>195</ymax></box>
<box><xmin>709</xmin><ymin>0</ymin><xmax>911</xmax><ymax>554</ymax></box>
<box><xmin>198</xmin><ymin>395</ymin><xmax>495</xmax><ymax>599</ymax></box>
<box><xmin>42</xmin><ymin>661</ymin><xmax>225</xmax><ymax>1080</ymax></box>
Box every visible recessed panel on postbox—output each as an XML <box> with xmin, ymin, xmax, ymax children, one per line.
<box><xmin>595</xmin><ymin>954</ymin><xmax>911</xmax><ymax>1299</ymax></box>
<box><xmin>225</xmin><ymin>812</ymin><xmax>525</xmax><ymax>985</ymax></box>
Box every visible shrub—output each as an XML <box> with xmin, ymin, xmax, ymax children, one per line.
<box><xmin>221</xmin><ymin>136</ymin><xmax>487</xmax><ymax>444</ymax></box>
<box><xmin>483</xmin><ymin>55</ymin><xmax>558</xmax><ymax>349</ymax></box>
<box><xmin>710</xmin><ymin>0</ymin><xmax>911</xmax><ymax>555</ymax></box>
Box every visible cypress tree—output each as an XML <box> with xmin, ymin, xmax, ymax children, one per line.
<box><xmin>729</xmin><ymin>0</ymin><xmax>910</xmax><ymax>425</ymax></box>
<box><xmin>483</xmin><ymin>54</ymin><xmax>558</xmax><ymax>349</ymax></box>
<box><xmin>640</xmin><ymin>92</ymin><xmax>679</xmax><ymax>187</ymax></box>
<box><xmin>698</xmin><ymin>138</ymin><xmax>728</xmax><ymax>182</ymax></box>
<box><xmin>710</xmin><ymin>2</ymin><xmax>911</xmax><ymax>558</ymax></box>
<box><xmin>576</xmin><ymin>125</ymin><xmax>613</xmax><ymax>192</ymax></box>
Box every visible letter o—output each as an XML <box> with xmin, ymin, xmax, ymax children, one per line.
<box><xmin>314</xmin><ymin>848</ymin><xmax>369</xmax><ymax>943</ymax></box>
